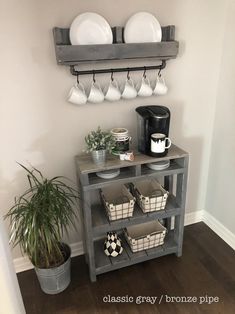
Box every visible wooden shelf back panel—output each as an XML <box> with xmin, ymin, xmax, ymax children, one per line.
<box><xmin>53</xmin><ymin>26</ymin><xmax>179</xmax><ymax>65</ymax></box>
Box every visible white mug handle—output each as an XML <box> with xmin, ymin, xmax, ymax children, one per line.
<box><xmin>127</xmin><ymin>78</ymin><xmax>134</xmax><ymax>88</ymax></box>
<box><xmin>77</xmin><ymin>82</ymin><xmax>86</xmax><ymax>93</ymax></box>
<box><xmin>93</xmin><ymin>81</ymin><xmax>102</xmax><ymax>93</ymax></box>
<box><xmin>111</xmin><ymin>79</ymin><xmax>119</xmax><ymax>89</ymax></box>
<box><xmin>160</xmin><ymin>77</ymin><xmax>166</xmax><ymax>85</ymax></box>
<box><xmin>165</xmin><ymin>138</ymin><xmax>172</xmax><ymax>149</ymax></box>
<box><xmin>144</xmin><ymin>77</ymin><xmax>151</xmax><ymax>86</ymax></box>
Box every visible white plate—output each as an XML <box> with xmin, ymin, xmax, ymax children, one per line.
<box><xmin>147</xmin><ymin>161</ymin><xmax>170</xmax><ymax>171</ymax></box>
<box><xmin>70</xmin><ymin>12</ymin><xmax>113</xmax><ymax>45</ymax></box>
<box><xmin>96</xmin><ymin>169</ymin><xmax>120</xmax><ymax>179</ymax></box>
<box><xmin>124</xmin><ymin>12</ymin><xmax>162</xmax><ymax>43</ymax></box>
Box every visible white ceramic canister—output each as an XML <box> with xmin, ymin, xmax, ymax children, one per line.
<box><xmin>111</xmin><ymin>128</ymin><xmax>131</xmax><ymax>155</ymax></box>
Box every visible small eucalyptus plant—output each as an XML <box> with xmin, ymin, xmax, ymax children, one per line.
<box><xmin>85</xmin><ymin>126</ymin><xmax>115</xmax><ymax>153</ymax></box>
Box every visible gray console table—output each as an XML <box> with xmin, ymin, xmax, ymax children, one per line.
<box><xmin>75</xmin><ymin>144</ymin><xmax>189</xmax><ymax>282</ymax></box>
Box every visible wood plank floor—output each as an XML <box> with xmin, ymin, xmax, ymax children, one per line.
<box><xmin>18</xmin><ymin>222</ymin><xmax>235</xmax><ymax>314</ymax></box>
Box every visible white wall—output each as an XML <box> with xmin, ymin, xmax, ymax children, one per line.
<box><xmin>206</xmin><ymin>0</ymin><xmax>235</xmax><ymax>235</ymax></box>
<box><xmin>0</xmin><ymin>0</ymin><xmax>228</xmax><ymax>259</ymax></box>
<box><xmin>0</xmin><ymin>218</ymin><xmax>25</xmax><ymax>314</ymax></box>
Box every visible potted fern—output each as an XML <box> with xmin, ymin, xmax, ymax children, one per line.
<box><xmin>85</xmin><ymin>126</ymin><xmax>115</xmax><ymax>165</ymax></box>
<box><xmin>5</xmin><ymin>164</ymin><xmax>78</xmax><ymax>295</ymax></box>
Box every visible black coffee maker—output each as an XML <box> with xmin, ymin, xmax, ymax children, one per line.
<box><xmin>136</xmin><ymin>105</ymin><xmax>171</xmax><ymax>157</ymax></box>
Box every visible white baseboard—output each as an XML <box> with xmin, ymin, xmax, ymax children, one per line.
<box><xmin>13</xmin><ymin>256</ymin><xmax>34</xmax><ymax>273</ymax></box>
<box><xmin>184</xmin><ymin>210</ymin><xmax>203</xmax><ymax>226</ymax></box>
<box><xmin>13</xmin><ymin>210</ymin><xmax>234</xmax><ymax>273</ymax></box>
<box><xmin>14</xmin><ymin>242</ymin><xmax>85</xmax><ymax>273</ymax></box>
<box><xmin>70</xmin><ymin>241</ymin><xmax>84</xmax><ymax>257</ymax></box>
<box><xmin>202</xmin><ymin>210</ymin><xmax>235</xmax><ymax>250</ymax></box>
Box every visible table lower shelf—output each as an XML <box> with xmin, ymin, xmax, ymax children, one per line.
<box><xmin>94</xmin><ymin>231</ymin><xmax>177</xmax><ymax>275</ymax></box>
<box><xmin>92</xmin><ymin>194</ymin><xmax>180</xmax><ymax>236</ymax></box>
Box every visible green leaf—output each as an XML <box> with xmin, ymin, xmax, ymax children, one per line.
<box><xmin>4</xmin><ymin>163</ymin><xmax>79</xmax><ymax>268</ymax></box>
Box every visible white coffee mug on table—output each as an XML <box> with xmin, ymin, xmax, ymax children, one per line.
<box><xmin>67</xmin><ymin>82</ymin><xmax>87</xmax><ymax>105</ymax></box>
<box><xmin>153</xmin><ymin>76</ymin><xmax>168</xmax><ymax>96</ymax></box>
<box><xmin>88</xmin><ymin>81</ymin><xmax>104</xmax><ymax>103</ymax></box>
<box><xmin>151</xmin><ymin>133</ymin><xmax>171</xmax><ymax>154</ymax></box>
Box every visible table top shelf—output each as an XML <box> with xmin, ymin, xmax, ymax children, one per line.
<box><xmin>75</xmin><ymin>144</ymin><xmax>188</xmax><ymax>175</ymax></box>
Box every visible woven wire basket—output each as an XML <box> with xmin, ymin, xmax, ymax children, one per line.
<box><xmin>100</xmin><ymin>185</ymin><xmax>135</xmax><ymax>221</ymax></box>
<box><xmin>124</xmin><ymin>220</ymin><xmax>167</xmax><ymax>252</ymax></box>
<box><xmin>132</xmin><ymin>179</ymin><xmax>169</xmax><ymax>213</ymax></box>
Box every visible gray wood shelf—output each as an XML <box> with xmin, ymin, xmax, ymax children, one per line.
<box><xmin>92</xmin><ymin>195</ymin><xmax>180</xmax><ymax>236</ymax></box>
<box><xmin>95</xmin><ymin>232</ymin><xmax>177</xmax><ymax>275</ymax></box>
<box><xmin>85</xmin><ymin>160</ymin><xmax>184</xmax><ymax>191</ymax></box>
<box><xmin>53</xmin><ymin>26</ymin><xmax>179</xmax><ymax>65</ymax></box>
<box><xmin>75</xmin><ymin>144</ymin><xmax>187</xmax><ymax>175</ymax></box>
<box><xmin>75</xmin><ymin>144</ymin><xmax>189</xmax><ymax>282</ymax></box>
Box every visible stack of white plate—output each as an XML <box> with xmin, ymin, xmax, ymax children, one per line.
<box><xmin>96</xmin><ymin>169</ymin><xmax>120</xmax><ymax>179</ymax></box>
<box><xmin>147</xmin><ymin>160</ymin><xmax>170</xmax><ymax>171</ymax></box>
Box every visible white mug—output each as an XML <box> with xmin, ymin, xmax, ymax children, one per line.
<box><xmin>137</xmin><ymin>77</ymin><xmax>153</xmax><ymax>97</ymax></box>
<box><xmin>104</xmin><ymin>79</ymin><xmax>121</xmax><ymax>102</ymax></box>
<box><xmin>151</xmin><ymin>133</ymin><xmax>171</xmax><ymax>153</ymax></box>
<box><xmin>88</xmin><ymin>81</ymin><xmax>104</xmax><ymax>103</ymax></box>
<box><xmin>121</xmin><ymin>78</ymin><xmax>137</xmax><ymax>99</ymax></box>
<box><xmin>67</xmin><ymin>82</ymin><xmax>87</xmax><ymax>105</ymax></box>
<box><xmin>153</xmin><ymin>76</ymin><xmax>168</xmax><ymax>96</ymax></box>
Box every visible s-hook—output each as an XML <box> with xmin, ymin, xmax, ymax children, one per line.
<box><xmin>92</xmin><ymin>70</ymin><xmax>96</xmax><ymax>83</ymax></box>
<box><xmin>77</xmin><ymin>73</ymin><xmax>79</xmax><ymax>84</ymax></box>
<box><xmin>143</xmin><ymin>66</ymin><xmax>147</xmax><ymax>79</ymax></box>
<box><xmin>127</xmin><ymin>68</ymin><xmax>130</xmax><ymax>80</ymax></box>
<box><xmin>158</xmin><ymin>61</ymin><xmax>166</xmax><ymax>77</ymax></box>
<box><xmin>111</xmin><ymin>70</ymin><xmax>114</xmax><ymax>81</ymax></box>
<box><xmin>158</xmin><ymin>67</ymin><xmax>162</xmax><ymax>77</ymax></box>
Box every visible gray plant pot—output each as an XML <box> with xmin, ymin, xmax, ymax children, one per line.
<box><xmin>34</xmin><ymin>243</ymin><xmax>71</xmax><ymax>295</ymax></box>
<box><xmin>91</xmin><ymin>150</ymin><xmax>106</xmax><ymax>165</ymax></box>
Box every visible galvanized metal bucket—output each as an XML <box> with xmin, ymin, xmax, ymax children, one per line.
<box><xmin>35</xmin><ymin>244</ymin><xmax>71</xmax><ymax>295</ymax></box>
<box><xmin>91</xmin><ymin>150</ymin><xmax>106</xmax><ymax>165</ymax></box>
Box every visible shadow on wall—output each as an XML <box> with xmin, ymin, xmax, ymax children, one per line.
<box><xmin>0</xmin><ymin>138</ymin><xmax>82</xmax><ymax>259</ymax></box>
<box><xmin>167</xmin><ymin>100</ymin><xmax>204</xmax><ymax>212</ymax></box>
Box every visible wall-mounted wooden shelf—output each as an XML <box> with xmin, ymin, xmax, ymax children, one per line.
<box><xmin>53</xmin><ymin>26</ymin><xmax>179</xmax><ymax>66</ymax></box>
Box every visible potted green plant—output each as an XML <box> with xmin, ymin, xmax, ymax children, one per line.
<box><xmin>85</xmin><ymin>126</ymin><xmax>115</xmax><ymax>165</ymax></box>
<box><xmin>5</xmin><ymin>164</ymin><xmax>79</xmax><ymax>295</ymax></box>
